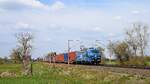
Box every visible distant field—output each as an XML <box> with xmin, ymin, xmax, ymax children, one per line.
<box><xmin>145</xmin><ymin>62</ymin><xmax>150</xmax><ymax>66</ymax></box>
<box><xmin>105</xmin><ymin>61</ymin><xmax>150</xmax><ymax>66</ymax></box>
<box><xmin>0</xmin><ymin>62</ymin><xmax>150</xmax><ymax>84</ymax></box>
<box><xmin>105</xmin><ymin>61</ymin><xmax>118</xmax><ymax>65</ymax></box>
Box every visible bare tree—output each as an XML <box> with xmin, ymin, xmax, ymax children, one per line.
<box><xmin>107</xmin><ymin>40</ymin><xmax>114</xmax><ymax>61</ymax></box>
<box><xmin>135</xmin><ymin>24</ymin><xmax>149</xmax><ymax>57</ymax></box>
<box><xmin>16</xmin><ymin>32</ymin><xmax>33</xmax><ymax>76</ymax></box>
<box><xmin>10</xmin><ymin>48</ymin><xmax>22</xmax><ymax>64</ymax></box>
<box><xmin>125</xmin><ymin>23</ymin><xmax>149</xmax><ymax>57</ymax></box>
<box><xmin>125</xmin><ymin>26</ymin><xmax>138</xmax><ymax>56</ymax></box>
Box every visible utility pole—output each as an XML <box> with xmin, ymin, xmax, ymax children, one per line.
<box><xmin>108</xmin><ymin>40</ymin><xmax>113</xmax><ymax>63</ymax></box>
<box><xmin>68</xmin><ymin>40</ymin><xmax>73</xmax><ymax>65</ymax></box>
<box><xmin>95</xmin><ymin>40</ymin><xmax>106</xmax><ymax>64</ymax></box>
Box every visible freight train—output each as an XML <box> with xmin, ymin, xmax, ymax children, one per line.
<box><xmin>47</xmin><ymin>48</ymin><xmax>101</xmax><ymax>64</ymax></box>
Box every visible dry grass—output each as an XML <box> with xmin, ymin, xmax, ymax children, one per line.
<box><xmin>0</xmin><ymin>62</ymin><xmax>150</xmax><ymax>84</ymax></box>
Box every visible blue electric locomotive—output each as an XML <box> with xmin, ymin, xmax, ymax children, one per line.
<box><xmin>76</xmin><ymin>48</ymin><xmax>101</xmax><ymax>64</ymax></box>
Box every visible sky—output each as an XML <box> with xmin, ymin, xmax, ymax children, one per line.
<box><xmin>0</xmin><ymin>0</ymin><xmax>150</xmax><ymax>58</ymax></box>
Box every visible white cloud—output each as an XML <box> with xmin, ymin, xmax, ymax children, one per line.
<box><xmin>0</xmin><ymin>0</ymin><xmax>48</xmax><ymax>10</ymax></box>
<box><xmin>50</xmin><ymin>1</ymin><xmax>65</xmax><ymax>11</ymax></box>
<box><xmin>93</xmin><ymin>27</ymin><xmax>104</xmax><ymax>32</ymax></box>
<box><xmin>131</xmin><ymin>10</ymin><xmax>140</xmax><ymax>14</ymax></box>
<box><xmin>108</xmin><ymin>33</ymin><xmax>115</xmax><ymax>37</ymax></box>
<box><xmin>15</xmin><ymin>22</ymin><xmax>30</xmax><ymax>29</ymax></box>
<box><xmin>113</xmin><ymin>16</ymin><xmax>122</xmax><ymax>20</ymax></box>
<box><xmin>0</xmin><ymin>0</ymin><xmax>66</xmax><ymax>11</ymax></box>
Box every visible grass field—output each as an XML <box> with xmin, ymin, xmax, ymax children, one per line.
<box><xmin>105</xmin><ymin>61</ymin><xmax>118</xmax><ymax>65</ymax></box>
<box><xmin>0</xmin><ymin>62</ymin><xmax>150</xmax><ymax>84</ymax></box>
<box><xmin>145</xmin><ymin>62</ymin><xmax>150</xmax><ymax>66</ymax></box>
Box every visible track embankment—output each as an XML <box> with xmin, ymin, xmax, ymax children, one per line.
<box><xmin>46</xmin><ymin>63</ymin><xmax>150</xmax><ymax>77</ymax></box>
<box><xmin>80</xmin><ymin>65</ymin><xmax>150</xmax><ymax>77</ymax></box>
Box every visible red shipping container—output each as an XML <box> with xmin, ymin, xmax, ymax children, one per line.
<box><xmin>55</xmin><ymin>54</ymin><xmax>64</xmax><ymax>63</ymax></box>
<box><xmin>68</xmin><ymin>52</ymin><xmax>76</xmax><ymax>63</ymax></box>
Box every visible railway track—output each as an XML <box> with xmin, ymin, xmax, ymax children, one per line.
<box><xmin>49</xmin><ymin>62</ymin><xmax>150</xmax><ymax>70</ymax></box>
<box><xmin>74</xmin><ymin>64</ymin><xmax>150</xmax><ymax>77</ymax></box>
<box><xmin>46</xmin><ymin>62</ymin><xmax>150</xmax><ymax>77</ymax></box>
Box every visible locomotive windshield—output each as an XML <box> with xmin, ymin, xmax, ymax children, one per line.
<box><xmin>91</xmin><ymin>50</ymin><xmax>99</xmax><ymax>53</ymax></box>
<box><xmin>88</xmin><ymin>48</ymin><xmax>100</xmax><ymax>54</ymax></box>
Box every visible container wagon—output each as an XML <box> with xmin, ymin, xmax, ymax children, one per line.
<box><xmin>55</xmin><ymin>54</ymin><xmax>64</xmax><ymax>63</ymax></box>
<box><xmin>52</xmin><ymin>48</ymin><xmax>101</xmax><ymax>64</ymax></box>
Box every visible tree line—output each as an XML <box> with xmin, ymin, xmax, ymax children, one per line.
<box><xmin>108</xmin><ymin>23</ymin><xmax>150</xmax><ymax>65</ymax></box>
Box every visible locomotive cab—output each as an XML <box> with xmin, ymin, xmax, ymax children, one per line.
<box><xmin>76</xmin><ymin>48</ymin><xmax>101</xmax><ymax>64</ymax></box>
<box><xmin>86</xmin><ymin>48</ymin><xmax>101</xmax><ymax>64</ymax></box>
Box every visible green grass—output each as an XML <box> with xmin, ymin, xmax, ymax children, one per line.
<box><xmin>105</xmin><ymin>61</ymin><xmax>118</xmax><ymax>65</ymax></box>
<box><xmin>0</xmin><ymin>64</ymin><xmax>21</xmax><ymax>75</ymax></box>
<box><xmin>145</xmin><ymin>62</ymin><xmax>150</xmax><ymax>66</ymax></box>
<box><xmin>0</xmin><ymin>62</ymin><xmax>150</xmax><ymax>84</ymax></box>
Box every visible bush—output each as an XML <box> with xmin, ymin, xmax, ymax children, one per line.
<box><xmin>126</xmin><ymin>56</ymin><xmax>144</xmax><ymax>66</ymax></box>
<box><xmin>144</xmin><ymin>56</ymin><xmax>150</xmax><ymax>61</ymax></box>
<box><xmin>0</xmin><ymin>58</ymin><xmax>4</xmax><ymax>64</ymax></box>
<box><xmin>0</xmin><ymin>72</ymin><xmax>17</xmax><ymax>78</ymax></box>
<box><xmin>112</xmin><ymin>42</ymin><xmax>131</xmax><ymax>65</ymax></box>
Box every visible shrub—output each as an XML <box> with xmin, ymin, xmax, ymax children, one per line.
<box><xmin>126</xmin><ymin>56</ymin><xmax>144</xmax><ymax>66</ymax></box>
<box><xmin>0</xmin><ymin>72</ymin><xmax>17</xmax><ymax>78</ymax></box>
